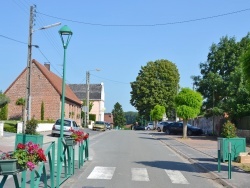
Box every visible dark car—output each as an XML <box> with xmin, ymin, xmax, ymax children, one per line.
<box><xmin>134</xmin><ymin>125</ymin><xmax>145</xmax><ymax>130</ymax></box>
<box><xmin>165</xmin><ymin>122</ymin><xmax>203</xmax><ymax>136</ymax></box>
<box><xmin>162</xmin><ymin>121</ymin><xmax>174</xmax><ymax>132</ymax></box>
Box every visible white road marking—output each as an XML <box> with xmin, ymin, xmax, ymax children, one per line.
<box><xmin>87</xmin><ymin>166</ymin><xmax>115</xmax><ymax>179</ymax></box>
<box><xmin>165</xmin><ymin>170</ymin><xmax>189</xmax><ymax>184</ymax></box>
<box><xmin>131</xmin><ymin>168</ymin><xmax>150</xmax><ymax>181</ymax></box>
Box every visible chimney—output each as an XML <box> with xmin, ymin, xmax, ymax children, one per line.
<box><xmin>44</xmin><ymin>63</ymin><xmax>50</xmax><ymax>71</ymax></box>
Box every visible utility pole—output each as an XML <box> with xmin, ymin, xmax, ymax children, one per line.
<box><xmin>86</xmin><ymin>71</ymin><xmax>90</xmax><ymax>126</ymax></box>
<box><xmin>24</xmin><ymin>6</ymin><xmax>34</xmax><ymax>133</ymax></box>
<box><xmin>23</xmin><ymin>6</ymin><xmax>61</xmax><ymax>133</ymax></box>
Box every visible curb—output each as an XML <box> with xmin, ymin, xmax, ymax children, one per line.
<box><xmin>152</xmin><ymin>135</ymin><xmax>236</xmax><ymax>188</ymax></box>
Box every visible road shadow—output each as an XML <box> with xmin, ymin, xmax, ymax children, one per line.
<box><xmin>135</xmin><ymin>160</ymin><xmax>246</xmax><ymax>174</ymax></box>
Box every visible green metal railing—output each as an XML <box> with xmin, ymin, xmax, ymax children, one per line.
<box><xmin>0</xmin><ymin>138</ymin><xmax>89</xmax><ymax>188</ymax></box>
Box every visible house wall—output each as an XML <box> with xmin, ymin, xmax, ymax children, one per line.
<box><xmin>91</xmin><ymin>101</ymin><xmax>102</xmax><ymax>121</ymax></box>
<box><xmin>5</xmin><ymin>71</ymin><xmax>27</xmax><ymax>119</ymax></box>
<box><xmin>5</xmin><ymin>63</ymin><xmax>81</xmax><ymax>125</ymax></box>
<box><xmin>32</xmin><ymin>65</ymin><xmax>60</xmax><ymax>120</ymax></box>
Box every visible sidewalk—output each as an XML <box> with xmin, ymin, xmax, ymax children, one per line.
<box><xmin>158</xmin><ymin>134</ymin><xmax>250</xmax><ymax>188</ymax></box>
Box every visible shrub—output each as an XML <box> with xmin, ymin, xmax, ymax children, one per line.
<box><xmin>221</xmin><ymin>120</ymin><xmax>237</xmax><ymax>138</ymax></box>
<box><xmin>4</xmin><ymin>126</ymin><xmax>17</xmax><ymax>133</ymax></box>
<box><xmin>25</xmin><ymin>118</ymin><xmax>38</xmax><ymax>135</ymax></box>
<box><xmin>41</xmin><ymin>101</ymin><xmax>44</xmax><ymax>121</ymax></box>
<box><xmin>0</xmin><ymin>104</ymin><xmax>8</xmax><ymax>120</ymax></box>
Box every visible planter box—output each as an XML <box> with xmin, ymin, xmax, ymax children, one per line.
<box><xmin>15</xmin><ymin>134</ymin><xmax>44</xmax><ymax>149</ymax></box>
<box><xmin>65</xmin><ymin>138</ymin><xmax>76</xmax><ymax>146</ymax></box>
<box><xmin>218</xmin><ymin>137</ymin><xmax>246</xmax><ymax>162</ymax></box>
<box><xmin>0</xmin><ymin>159</ymin><xmax>18</xmax><ymax>175</ymax></box>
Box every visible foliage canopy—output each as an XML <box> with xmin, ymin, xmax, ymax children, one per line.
<box><xmin>130</xmin><ymin>59</ymin><xmax>179</xmax><ymax>120</ymax></box>
<box><xmin>192</xmin><ymin>34</ymin><xmax>250</xmax><ymax>120</ymax></box>
<box><xmin>112</xmin><ymin>102</ymin><xmax>126</xmax><ymax>127</ymax></box>
<box><xmin>175</xmin><ymin>88</ymin><xmax>203</xmax><ymax>120</ymax></box>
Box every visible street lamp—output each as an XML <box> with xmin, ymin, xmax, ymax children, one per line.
<box><xmin>86</xmin><ymin>69</ymin><xmax>100</xmax><ymax>126</ymax></box>
<box><xmin>57</xmin><ymin>25</ymin><xmax>73</xmax><ymax>187</ymax></box>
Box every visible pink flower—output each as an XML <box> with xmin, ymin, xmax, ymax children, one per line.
<box><xmin>27</xmin><ymin>161</ymin><xmax>35</xmax><ymax>171</ymax></box>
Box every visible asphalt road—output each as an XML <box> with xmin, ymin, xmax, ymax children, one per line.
<box><xmin>62</xmin><ymin>130</ymin><xmax>224</xmax><ymax>188</ymax></box>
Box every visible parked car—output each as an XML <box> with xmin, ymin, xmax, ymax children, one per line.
<box><xmin>93</xmin><ymin>121</ymin><xmax>106</xmax><ymax>131</ymax></box>
<box><xmin>162</xmin><ymin>121</ymin><xmax>174</xmax><ymax>132</ymax></box>
<box><xmin>105</xmin><ymin>122</ymin><xmax>111</xmax><ymax>130</ymax></box>
<box><xmin>156</xmin><ymin>121</ymin><xmax>173</xmax><ymax>132</ymax></box>
<box><xmin>134</xmin><ymin>125</ymin><xmax>145</xmax><ymax>130</ymax></box>
<box><xmin>145</xmin><ymin>122</ymin><xmax>154</xmax><ymax>130</ymax></box>
<box><xmin>165</xmin><ymin>122</ymin><xmax>203</xmax><ymax>136</ymax></box>
<box><xmin>51</xmin><ymin>118</ymin><xmax>80</xmax><ymax>137</ymax></box>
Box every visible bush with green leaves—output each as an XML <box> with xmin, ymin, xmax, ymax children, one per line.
<box><xmin>221</xmin><ymin>120</ymin><xmax>237</xmax><ymax>138</ymax></box>
<box><xmin>25</xmin><ymin>118</ymin><xmax>39</xmax><ymax>135</ymax></box>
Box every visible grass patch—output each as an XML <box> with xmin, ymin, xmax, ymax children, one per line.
<box><xmin>232</xmin><ymin>162</ymin><xmax>250</xmax><ymax>172</ymax></box>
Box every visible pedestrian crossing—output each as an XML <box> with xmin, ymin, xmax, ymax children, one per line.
<box><xmin>87</xmin><ymin>166</ymin><xmax>189</xmax><ymax>184</ymax></box>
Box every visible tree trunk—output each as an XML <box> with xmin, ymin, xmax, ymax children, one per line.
<box><xmin>183</xmin><ymin>119</ymin><xmax>188</xmax><ymax>139</ymax></box>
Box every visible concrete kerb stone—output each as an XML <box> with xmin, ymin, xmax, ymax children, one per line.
<box><xmin>152</xmin><ymin>135</ymin><xmax>236</xmax><ymax>188</ymax></box>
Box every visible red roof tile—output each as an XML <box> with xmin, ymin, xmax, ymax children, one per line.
<box><xmin>33</xmin><ymin>59</ymin><xmax>81</xmax><ymax>105</ymax></box>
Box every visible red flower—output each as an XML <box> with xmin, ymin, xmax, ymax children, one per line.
<box><xmin>17</xmin><ymin>143</ymin><xmax>25</xmax><ymax>149</ymax></box>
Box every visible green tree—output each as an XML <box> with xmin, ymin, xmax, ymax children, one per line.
<box><xmin>192</xmin><ymin>34</ymin><xmax>250</xmax><ymax>120</ymax></box>
<box><xmin>150</xmin><ymin>105</ymin><xmax>165</xmax><ymax>128</ymax></box>
<box><xmin>175</xmin><ymin>88</ymin><xmax>203</xmax><ymax>139</ymax></box>
<box><xmin>0</xmin><ymin>92</ymin><xmax>10</xmax><ymax>108</ymax></box>
<box><xmin>0</xmin><ymin>92</ymin><xmax>9</xmax><ymax>120</ymax></box>
<box><xmin>124</xmin><ymin>111</ymin><xmax>138</xmax><ymax>124</ymax></box>
<box><xmin>130</xmin><ymin>59</ymin><xmax>180</xmax><ymax>120</ymax></box>
<box><xmin>112</xmin><ymin>102</ymin><xmax>126</xmax><ymax>127</ymax></box>
<box><xmin>41</xmin><ymin>101</ymin><xmax>44</xmax><ymax>120</ymax></box>
<box><xmin>0</xmin><ymin>104</ymin><xmax>8</xmax><ymax>120</ymax></box>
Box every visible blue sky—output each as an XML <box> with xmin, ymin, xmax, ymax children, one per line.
<box><xmin>1</xmin><ymin>1</ymin><xmax>250</xmax><ymax>113</ymax></box>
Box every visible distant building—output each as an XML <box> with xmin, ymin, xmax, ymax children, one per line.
<box><xmin>69</xmin><ymin>83</ymin><xmax>105</xmax><ymax>121</ymax></box>
<box><xmin>104</xmin><ymin>113</ymin><xmax>113</xmax><ymax>124</ymax></box>
<box><xmin>4</xmin><ymin>59</ymin><xmax>82</xmax><ymax>125</ymax></box>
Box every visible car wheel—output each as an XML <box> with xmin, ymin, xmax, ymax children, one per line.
<box><xmin>157</xmin><ymin>127</ymin><xmax>161</xmax><ymax>132</ymax></box>
<box><xmin>147</xmin><ymin>127</ymin><xmax>150</xmax><ymax>130</ymax></box>
<box><xmin>166</xmin><ymin>129</ymin><xmax>170</xmax><ymax>135</ymax></box>
<box><xmin>187</xmin><ymin>130</ymin><xmax>192</xmax><ymax>136</ymax></box>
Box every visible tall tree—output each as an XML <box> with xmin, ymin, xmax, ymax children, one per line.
<box><xmin>112</xmin><ymin>102</ymin><xmax>126</xmax><ymax>127</ymax></box>
<box><xmin>130</xmin><ymin>59</ymin><xmax>180</xmax><ymax>120</ymax></box>
<box><xmin>192</xmin><ymin>34</ymin><xmax>250</xmax><ymax>120</ymax></box>
<box><xmin>175</xmin><ymin>88</ymin><xmax>203</xmax><ymax>139</ymax></box>
<box><xmin>124</xmin><ymin>111</ymin><xmax>138</xmax><ymax>125</ymax></box>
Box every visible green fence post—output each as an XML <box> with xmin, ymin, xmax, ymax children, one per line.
<box><xmin>228</xmin><ymin>142</ymin><xmax>232</xmax><ymax>179</ymax></box>
<box><xmin>218</xmin><ymin>140</ymin><xmax>221</xmax><ymax>172</ymax></box>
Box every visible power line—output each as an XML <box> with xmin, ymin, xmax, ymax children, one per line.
<box><xmin>91</xmin><ymin>74</ymin><xmax>130</xmax><ymax>84</ymax></box>
<box><xmin>0</xmin><ymin>34</ymin><xmax>27</xmax><ymax>45</ymax></box>
<box><xmin>37</xmin><ymin>7</ymin><xmax>250</xmax><ymax>27</ymax></box>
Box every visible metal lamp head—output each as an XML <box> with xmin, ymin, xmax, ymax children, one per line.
<box><xmin>59</xmin><ymin>25</ymin><xmax>73</xmax><ymax>49</ymax></box>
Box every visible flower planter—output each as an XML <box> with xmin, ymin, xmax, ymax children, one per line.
<box><xmin>0</xmin><ymin>159</ymin><xmax>18</xmax><ymax>175</ymax></box>
<box><xmin>218</xmin><ymin>137</ymin><xmax>246</xmax><ymax>162</ymax></box>
<box><xmin>15</xmin><ymin>134</ymin><xmax>44</xmax><ymax>148</ymax></box>
<box><xmin>65</xmin><ymin>138</ymin><xmax>76</xmax><ymax>146</ymax></box>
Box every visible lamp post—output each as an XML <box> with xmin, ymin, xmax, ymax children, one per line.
<box><xmin>86</xmin><ymin>69</ymin><xmax>100</xmax><ymax>126</ymax></box>
<box><xmin>57</xmin><ymin>25</ymin><xmax>73</xmax><ymax>187</ymax></box>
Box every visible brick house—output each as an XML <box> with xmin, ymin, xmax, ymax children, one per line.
<box><xmin>104</xmin><ymin>112</ymin><xmax>114</xmax><ymax>127</ymax></box>
<box><xmin>4</xmin><ymin>59</ymin><xmax>82</xmax><ymax>125</ymax></box>
<box><xmin>69</xmin><ymin>83</ymin><xmax>105</xmax><ymax>121</ymax></box>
